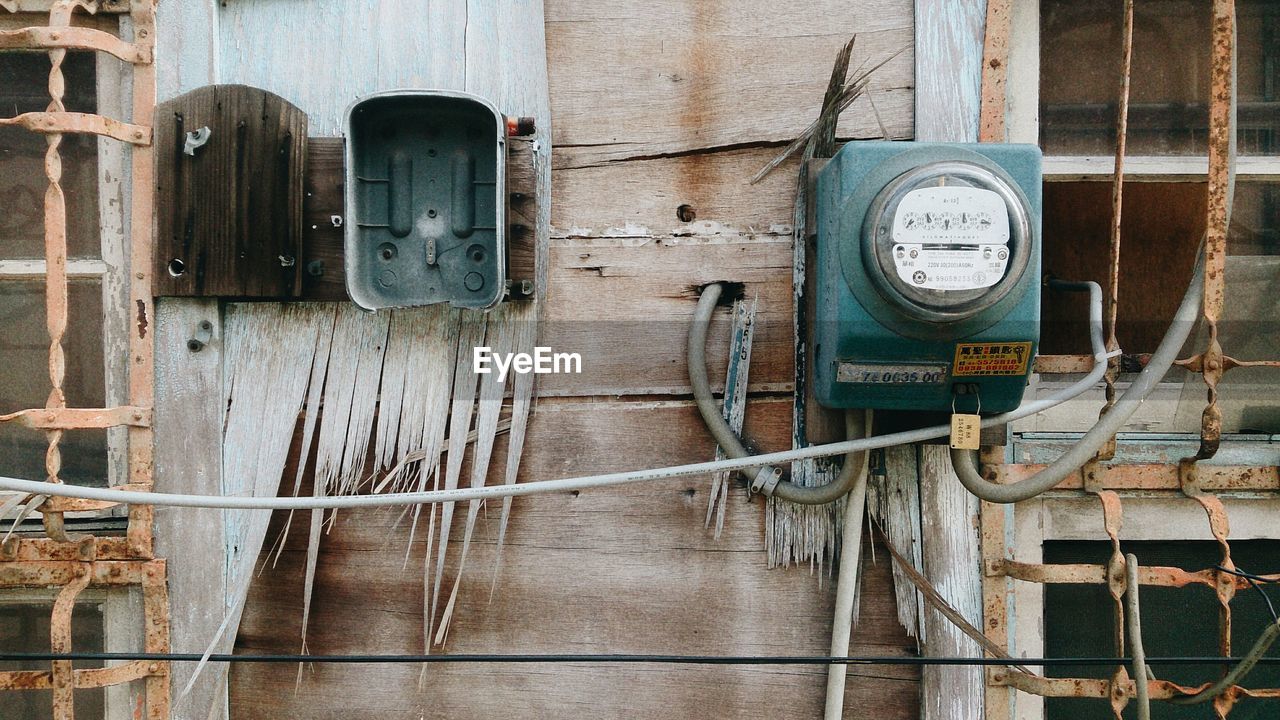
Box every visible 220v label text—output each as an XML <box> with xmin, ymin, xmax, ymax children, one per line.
<box><xmin>836</xmin><ymin>363</ymin><xmax>949</xmax><ymax>385</ymax></box>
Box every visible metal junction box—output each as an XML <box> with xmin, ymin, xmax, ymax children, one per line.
<box><xmin>345</xmin><ymin>90</ymin><xmax>506</xmax><ymax>310</ymax></box>
<box><xmin>814</xmin><ymin>142</ymin><xmax>1042</xmax><ymax>414</ymax></box>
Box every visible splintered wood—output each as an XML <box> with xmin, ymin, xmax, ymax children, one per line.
<box><xmin>211</xmin><ymin>301</ymin><xmax>537</xmax><ymax>691</ymax></box>
<box><xmin>705</xmin><ymin>296</ymin><xmax>756</xmax><ymax>538</ymax></box>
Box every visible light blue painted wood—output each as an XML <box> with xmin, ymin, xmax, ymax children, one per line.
<box><xmin>914</xmin><ymin>0</ymin><xmax>986</xmax><ymax>142</ymax></box>
<box><xmin>155</xmin><ymin>0</ymin><xmax>220</xmax><ymax>99</ymax></box>
<box><xmin>215</xmin><ymin>0</ymin><xmax>482</xmax><ymax>135</ymax></box>
<box><xmin>913</xmin><ymin>3</ymin><xmax>988</xmax><ymax>719</ymax></box>
<box><xmin>153</xmin><ymin>7</ymin><xmax>229</xmax><ymax>718</ymax></box>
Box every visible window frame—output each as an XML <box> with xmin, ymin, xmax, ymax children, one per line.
<box><xmin>999</xmin><ymin>495</ymin><xmax>1280</xmax><ymax>720</ymax></box>
<box><xmin>0</xmin><ymin>8</ymin><xmax>150</xmax><ymax>717</ymax></box>
<box><xmin>987</xmin><ymin>5</ymin><xmax>1280</xmax><ymax>719</ymax></box>
<box><xmin>0</xmin><ymin>586</ymin><xmax>145</xmax><ymax>720</ymax></box>
<box><xmin>0</xmin><ymin>10</ymin><xmax>134</xmax><ymax>517</ymax></box>
<box><xmin>1006</xmin><ymin>0</ymin><xmax>1280</xmax><ymax>180</ymax></box>
<box><xmin>1006</xmin><ymin>0</ymin><xmax>1280</xmax><ymax>438</ymax></box>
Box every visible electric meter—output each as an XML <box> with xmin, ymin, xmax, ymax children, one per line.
<box><xmin>814</xmin><ymin>142</ymin><xmax>1042</xmax><ymax>414</ymax></box>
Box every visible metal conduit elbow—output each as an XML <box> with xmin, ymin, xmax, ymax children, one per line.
<box><xmin>688</xmin><ymin>283</ymin><xmax>868</xmax><ymax>505</ymax></box>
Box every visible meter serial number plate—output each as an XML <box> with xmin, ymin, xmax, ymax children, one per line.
<box><xmin>891</xmin><ymin>186</ymin><xmax>1010</xmax><ymax>291</ymax></box>
<box><xmin>836</xmin><ymin>362</ymin><xmax>949</xmax><ymax>385</ymax></box>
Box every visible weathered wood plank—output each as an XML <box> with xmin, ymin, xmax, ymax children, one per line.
<box><xmin>299</xmin><ymin>137</ymin><xmax>345</xmax><ymax>301</ymax></box>
<box><xmin>215</xmin><ymin>1</ymin><xmax>445</xmax><ymax>135</ymax></box>
<box><xmin>918</xmin><ymin>446</ymin><xmax>984</xmax><ymax>720</ymax></box>
<box><xmin>914</xmin><ymin>0</ymin><xmax>986</xmax><ymax>143</ymax></box>
<box><xmin>152</xmin><ymin>298</ymin><xmax>226</xmax><ymax>720</ymax></box>
<box><xmin>914</xmin><ymin>3</ymin><xmax>987</xmax><ymax>719</ymax></box>
<box><xmin>232</xmin><ymin>398</ymin><xmax>920</xmax><ymax>720</ymax></box>
<box><xmin>546</xmin><ymin>0</ymin><xmax>914</xmax><ymax>168</ymax></box>
<box><xmin>538</xmin><ymin>237</ymin><xmax>794</xmax><ymax>396</ymax></box>
<box><xmin>550</xmin><ymin>146</ymin><xmax>801</xmax><ymax>239</ymax></box>
<box><xmin>507</xmin><ymin>137</ymin><xmax>540</xmax><ymax>294</ymax></box>
<box><xmin>153</xmin><ymin>1</ymin><xmax>219</xmax><ymax>114</ymax></box>
<box><xmin>153</xmin><ymin>5</ymin><xmax>229</xmax><ymax>717</ymax></box>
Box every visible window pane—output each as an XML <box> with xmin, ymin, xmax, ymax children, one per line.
<box><xmin>0</xmin><ymin>281</ymin><xmax>107</xmax><ymax>484</ymax></box>
<box><xmin>1173</xmin><ymin>255</ymin><xmax>1280</xmax><ymax>434</ymax></box>
<box><xmin>1040</xmin><ymin>0</ymin><xmax>1279</xmax><ymax>156</ymax></box>
<box><xmin>0</xmin><ymin>599</ymin><xmax>105</xmax><ymax>720</ymax></box>
<box><xmin>1044</xmin><ymin>540</ymin><xmax>1280</xmax><ymax>720</ymax></box>
<box><xmin>1040</xmin><ymin>181</ymin><xmax>1277</xmax><ymax>355</ymax></box>
<box><xmin>0</xmin><ymin>50</ymin><xmax>100</xmax><ymax>259</ymax></box>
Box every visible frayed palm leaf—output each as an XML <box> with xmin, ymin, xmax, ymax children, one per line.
<box><xmin>1</xmin><ymin>493</ymin><xmax>44</xmax><ymax>544</ymax></box>
<box><xmin>749</xmin><ymin>40</ymin><xmax>905</xmax><ymax>184</ymax></box>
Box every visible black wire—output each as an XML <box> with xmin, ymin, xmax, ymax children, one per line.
<box><xmin>1216</xmin><ymin>564</ymin><xmax>1280</xmax><ymax>584</ymax></box>
<box><xmin>2</xmin><ymin>652</ymin><xmax>1280</xmax><ymax>666</ymax></box>
<box><xmin>1218</xmin><ymin>564</ymin><xmax>1280</xmax><ymax>624</ymax></box>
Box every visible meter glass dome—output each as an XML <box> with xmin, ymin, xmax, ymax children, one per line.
<box><xmin>862</xmin><ymin>161</ymin><xmax>1032</xmax><ymax>322</ymax></box>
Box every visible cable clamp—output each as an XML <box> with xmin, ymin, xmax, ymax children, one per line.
<box><xmin>1094</xmin><ymin>348</ymin><xmax>1123</xmax><ymax>362</ymax></box>
<box><xmin>751</xmin><ymin>466</ymin><xmax>783</xmax><ymax>495</ymax></box>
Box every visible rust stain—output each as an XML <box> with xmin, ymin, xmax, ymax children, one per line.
<box><xmin>135</xmin><ymin>298</ymin><xmax>148</xmax><ymax>338</ymax></box>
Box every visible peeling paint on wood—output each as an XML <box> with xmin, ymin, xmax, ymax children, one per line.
<box><xmin>914</xmin><ymin>3</ymin><xmax>987</xmax><ymax>718</ymax></box>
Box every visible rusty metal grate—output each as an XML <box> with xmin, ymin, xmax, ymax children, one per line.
<box><xmin>0</xmin><ymin>1</ymin><xmax>167</xmax><ymax>718</ymax></box>
<box><xmin>981</xmin><ymin>1</ymin><xmax>1280</xmax><ymax>717</ymax></box>
<box><xmin>981</xmin><ymin>479</ymin><xmax>1280</xmax><ymax>717</ymax></box>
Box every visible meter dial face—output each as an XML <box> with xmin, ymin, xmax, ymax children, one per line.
<box><xmin>862</xmin><ymin>161</ymin><xmax>1031</xmax><ymax>322</ymax></box>
<box><xmin>891</xmin><ymin>186</ymin><xmax>1009</xmax><ymax>290</ymax></box>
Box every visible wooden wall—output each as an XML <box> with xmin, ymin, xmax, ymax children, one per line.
<box><xmin>221</xmin><ymin>1</ymin><xmax>921</xmax><ymax>717</ymax></box>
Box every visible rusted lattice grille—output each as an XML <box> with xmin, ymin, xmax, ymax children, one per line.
<box><xmin>982</xmin><ymin>1</ymin><xmax>1280</xmax><ymax>718</ymax></box>
<box><xmin>0</xmin><ymin>1</ymin><xmax>168</xmax><ymax>718</ymax></box>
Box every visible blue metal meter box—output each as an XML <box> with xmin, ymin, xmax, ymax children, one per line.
<box><xmin>814</xmin><ymin>142</ymin><xmax>1042</xmax><ymax>413</ymax></box>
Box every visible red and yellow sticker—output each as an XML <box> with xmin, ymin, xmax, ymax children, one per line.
<box><xmin>952</xmin><ymin>342</ymin><xmax>1032</xmax><ymax>377</ymax></box>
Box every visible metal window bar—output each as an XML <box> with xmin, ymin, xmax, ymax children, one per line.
<box><xmin>981</xmin><ymin>1</ymin><xmax>1280</xmax><ymax>718</ymax></box>
<box><xmin>0</xmin><ymin>2</ymin><xmax>167</xmax><ymax>719</ymax></box>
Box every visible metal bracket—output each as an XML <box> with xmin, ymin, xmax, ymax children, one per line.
<box><xmin>183</xmin><ymin>125</ymin><xmax>211</xmax><ymax>156</ymax></box>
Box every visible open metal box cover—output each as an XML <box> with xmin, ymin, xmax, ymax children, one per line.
<box><xmin>344</xmin><ymin>89</ymin><xmax>506</xmax><ymax>310</ymax></box>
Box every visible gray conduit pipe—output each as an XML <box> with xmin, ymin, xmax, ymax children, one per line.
<box><xmin>687</xmin><ymin>282</ymin><xmax>785</xmax><ymax>495</ymax></box>
<box><xmin>949</xmin><ymin>258</ymin><xmax>1205</xmax><ymax>504</ymax></box>
<box><xmin>1125</xmin><ymin>553</ymin><xmax>1151</xmax><ymax>720</ymax></box>
<box><xmin>824</xmin><ymin>410</ymin><xmax>872</xmax><ymax>720</ymax></box>
<box><xmin>689</xmin><ymin>284</ymin><xmax>872</xmax><ymax>504</ymax></box>
<box><xmin>0</xmin><ymin>279</ymin><xmax>1108</xmax><ymax>510</ymax></box>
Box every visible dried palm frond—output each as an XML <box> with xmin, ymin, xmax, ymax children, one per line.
<box><xmin>749</xmin><ymin>41</ymin><xmax>905</xmax><ymax>184</ymax></box>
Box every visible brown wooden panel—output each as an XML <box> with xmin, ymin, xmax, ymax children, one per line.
<box><xmin>153</xmin><ymin>84</ymin><xmax>307</xmax><ymax>298</ymax></box>
<box><xmin>299</xmin><ymin>137</ymin><xmax>346</xmax><ymax>300</ymax></box>
<box><xmin>507</xmin><ymin>136</ymin><xmax>539</xmax><ymax>296</ymax></box>
<box><xmin>232</xmin><ymin>398</ymin><xmax>919</xmax><ymax>720</ymax></box>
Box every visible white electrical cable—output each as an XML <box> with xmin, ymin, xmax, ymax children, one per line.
<box><xmin>0</xmin><ymin>284</ymin><xmax>1109</xmax><ymax>512</ymax></box>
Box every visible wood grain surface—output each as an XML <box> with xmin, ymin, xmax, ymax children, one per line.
<box><xmin>232</xmin><ymin>399</ymin><xmax>921</xmax><ymax>720</ymax></box>
<box><xmin>152</xmin><ymin>85</ymin><xmax>307</xmax><ymax>298</ymax></box>
<box><xmin>148</xmin><ymin>0</ymin><xmax>924</xmax><ymax>717</ymax></box>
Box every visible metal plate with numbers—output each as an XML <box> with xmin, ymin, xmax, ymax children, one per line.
<box><xmin>836</xmin><ymin>362</ymin><xmax>950</xmax><ymax>385</ymax></box>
